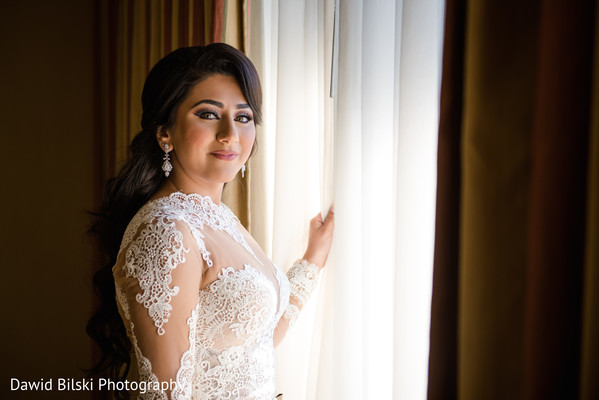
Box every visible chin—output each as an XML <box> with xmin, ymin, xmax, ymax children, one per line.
<box><xmin>209</xmin><ymin>172</ymin><xmax>239</xmax><ymax>183</ymax></box>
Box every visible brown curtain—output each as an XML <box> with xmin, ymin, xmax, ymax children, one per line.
<box><xmin>96</xmin><ymin>0</ymin><xmax>250</xmax><ymax>227</ymax></box>
<box><xmin>428</xmin><ymin>1</ymin><xmax>599</xmax><ymax>399</ymax></box>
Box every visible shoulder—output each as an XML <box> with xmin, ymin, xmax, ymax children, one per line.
<box><xmin>115</xmin><ymin>192</ymin><xmax>232</xmax><ymax>277</ymax></box>
<box><xmin>116</xmin><ymin>195</ymin><xmax>195</xmax><ymax>273</ymax></box>
<box><xmin>118</xmin><ymin>192</ymin><xmax>241</xmax><ymax>270</ymax></box>
<box><xmin>120</xmin><ymin>194</ymin><xmax>189</xmax><ymax>250</ymax></box>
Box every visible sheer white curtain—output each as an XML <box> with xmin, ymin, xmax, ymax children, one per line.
<box><xmin>247</xmin><ymin>1</ymin><xmax>334</xmax><ymax>399</ymax></box>
<box><xmin>247</xmin><ymin>0</ymin><xmax>443</xmax><ymax>399</ymax></box>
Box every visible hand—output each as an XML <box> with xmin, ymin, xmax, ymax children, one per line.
<box><xmin>302</xmin><ymin>206</ymin><xmax>335</xmax><ymax>269</ymax></box>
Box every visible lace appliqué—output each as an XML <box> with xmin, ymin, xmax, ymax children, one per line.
<box><xmin>192</xmin><ymin>265</ymin><xmax>279</xmax><ymax>398</ymax></box>
<box><xmin>118</xmin><ymin>192</ymin><xmax>263</xmax><ymax>336</ymax></box>
<box><xmin>116</xmin><ymin>287</ymin><xmax>199</xmax><ymax>400</ymax></box>
<box><xmin>115</xmin><ymin>288</ymin><xmax>167</xmax><ymax>399</ymax></box>
<box><xmin>162</xmin><ymin>192</ymin><xmax>262</xmax><ymax>267</ymax></box>
<box><xmin>197</xmin><ymin>265</ymin><xmax>276</xmax><ymax>346</ymax></box>
<box><xmin>170</xmin><ymin>306</ymin><xmax>199</xmax><ymax>400</ymax></box>
<box><xmin>283</xmin><ymin>304</ymin><xmax>301</xmax><ymax>327</ymax></box>
<box><xmin>283</xmin><ymin>259</ymin><xmax>319</xmax><ymax>327</ymax></box>
<box><xmin>125</xmin><ymin>220</ymin><xmax>188</xmax><ymax>335</ymax></box>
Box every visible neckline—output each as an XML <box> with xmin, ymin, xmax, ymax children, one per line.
<box><xmin>148</xmin><ymin>191</ymin><xmax>228</xmax><ymax>210</ymax></box>
<box><xmin>142</xmin><ymin>190</ymin><xmax>254</xmax><ymax>268</ymax></box>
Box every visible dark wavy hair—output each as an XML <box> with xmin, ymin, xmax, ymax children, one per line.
<box><xmin>86</xmin><ymin>43</ymin><xmax>262</xmax><ymax>399</ymax></box>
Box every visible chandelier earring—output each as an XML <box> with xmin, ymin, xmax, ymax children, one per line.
<box><xmin>162</xmin><ymin>143</ymin><xmax>173</xmax><ymax>177</ymax></box>
<box><xmin>241</xmin><ymin>164</ymin><xmax>246</xmax><ymax>178</ymax></box>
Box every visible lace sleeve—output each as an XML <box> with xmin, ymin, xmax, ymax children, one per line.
<box><xmin>273</xmin><ymin>259</ymin><xmax>320</xmax><ymax>346</ymax></box>
<box><xmin>114</xmin><ymin>219</ymin><xmax>204</xmax><ymax>399</ymax></box>
<box><xmin>283</xmin><ymin>259</ymin><xmax>320</xmax><ymax>327</ymax></box>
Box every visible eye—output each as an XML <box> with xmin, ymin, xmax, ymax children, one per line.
<box><xmin>235</xmin><ymin>113</ymin><xmax>253</xmax><ymax>123</ymax></box>
<box><xmin>196</xmin><ymin>110</ymin><xmax>219</xmax><ymax>120</ymax></box>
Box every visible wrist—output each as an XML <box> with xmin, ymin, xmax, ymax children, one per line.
<box><xmin>287</xmin><ymin>259</ymin><xmax>320</xmax><ymax>304</ymax></box>
<box><xmin>302</xmin><ymin>251</ymin><xmax>325</xmax><ymax>269</ymax></box>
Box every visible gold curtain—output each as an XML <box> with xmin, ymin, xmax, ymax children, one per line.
<box><xmin>581</xmin><ymin>3</ymin><xmax>599</xmax><ymax>396</ymax></box>
<box><xmin>428</xmin><ymin>1</ymin><xmax>599</xmax><ymax>399</ymax></box>
<box><xmin>97</xmin><ymin>0</ymin><xmax>250</xmax><ymax>227</ymax></box>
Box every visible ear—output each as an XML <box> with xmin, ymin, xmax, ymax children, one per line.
<box><xmin>156</xmin><ymin>126</ymin><xmax>172</xmax><ymax>152</ymax></box>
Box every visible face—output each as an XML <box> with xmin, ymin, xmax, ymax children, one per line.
<box><xmin>161</xmin><ymin>74</ymin><xmax>256</xmax><ymax>188</ymax></box>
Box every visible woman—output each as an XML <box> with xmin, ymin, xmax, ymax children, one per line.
<box><xmin>87</xmin><ymin>43</ymin><xmax>334</xmax><ymax>399</ymax></box>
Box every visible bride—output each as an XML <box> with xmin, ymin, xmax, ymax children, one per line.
<box><xmin>87</xmin><ymin>43</ymin><xmax>334</xmax><ymax>399</ymax></box>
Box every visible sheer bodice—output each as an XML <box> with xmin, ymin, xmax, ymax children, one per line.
<box><xmin>113</xmin><ymin>192</ymin><xmax>319</xmax><ymax>399</ymax></box>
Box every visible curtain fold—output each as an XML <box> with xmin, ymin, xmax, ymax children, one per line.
<box><xmin>392</xmin><ymin>1</ymin><xmax>442</xmax><ymax>398</ymax></box>
<box><xmin>525</xmin><ymin>2</ymin><xmax>594</xmax><ymax>398</ymax></box>
<box><xmin>581</xmin><ymin>7</ymin><xmax>599</xmax><ymax>399</ymax></box>
<box><xmin>323</xmin><ymin>0</ymin><xmax>442</xmax><ymax>399</ymax></box>
<box><xmin>459</xmin><ymin>2</ymin><xmax>538</xmax><ymax>398</ymax></box>
<box><xmin>428</xmin><ymin>1</ymin><xmax>599</xmax><ymax>399</ymax></box>
<box><xmin>247</xmin><ymin>0</ymin><xmax>442</xmax><ymax>398</ymax></box>
<box><xmin>246</xmin><ymin>1</ymin><xmax>336</xmax><ymax>398</ymax></box>
<box><xmin>427</xmin><ymin>0</ymin><xmax>465</xmax><ymax>398</ymax></box>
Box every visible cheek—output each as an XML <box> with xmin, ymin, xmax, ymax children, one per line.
<box><xmin>241</xmin><ymin>128</ymin><xmax>256</xmax><ymax>154</ymax></box>
<box><xmin>182</xmin><ymin>127</ymin><xmax>213</xmax><ymax>149</ymax></box>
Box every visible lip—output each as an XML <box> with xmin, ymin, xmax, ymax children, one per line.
<box><xmin>210</xmin><ymin>151</ymin><xmax>239</xmax><ymax>161</ymax></box>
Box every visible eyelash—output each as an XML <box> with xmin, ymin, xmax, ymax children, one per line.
<box><xmin>195</xmin><ymin>109</ymin><xmax>253</xmax><ymax>123</ymax></box>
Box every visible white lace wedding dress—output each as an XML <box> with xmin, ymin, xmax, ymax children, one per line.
<box><xmin>112</xmin><ymin>192</ymin><xmax>319</xmax><ymax>399</ymax></box>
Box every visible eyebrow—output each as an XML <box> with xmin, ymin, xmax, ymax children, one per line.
<box><xmin>190</xmin><ymin>99</ymin><xmax>250</xmax><ymax>110</ymax></box>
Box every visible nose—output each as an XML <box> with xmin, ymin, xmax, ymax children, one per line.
<box><xmin>216</xmin><ymin>116</ymin><xmax>239</xmax><ymax>144</ymax></box>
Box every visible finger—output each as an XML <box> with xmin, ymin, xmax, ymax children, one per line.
<box><xmin>312</xmin><ymin>213</ymin><xmax>323</xmax><ymax>225</ymax></box>
<box><xmin>323</xmin><ymin>204</ymin><xmax>334</xmax><ymax>220</ymax></box>
<box><xmin>324</xmin><ymin>207</ymin><xmax>334</xmax><ymax>225</ymax></box>
<box><xmin>321</xmin><ymin>211</ymin><xmax>334</xmax><ymax>235</ymax></box>
<box><xmin>310</xmin><ymin>220</ymin><xmax>322</xmax><ymax>232</ymax></box>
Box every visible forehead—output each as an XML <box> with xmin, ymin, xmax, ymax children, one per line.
<box><xmin>183</xmin><ymin>74</ymin><xmax>247</xmax><ymax>106</ymax></box>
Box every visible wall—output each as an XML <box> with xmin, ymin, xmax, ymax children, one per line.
<box><xmin>0</xmin><ymin>1</ymin><xmax>96</xmax><ymax>399</ymax></box>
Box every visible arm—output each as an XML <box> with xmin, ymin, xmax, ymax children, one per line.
<box><xmin>114</xmin><ymin>220</ymin><xmax>204</xmax><ymax>399</ymax></box>
<box><xmin>274</xmin><ymin>207</ymin><xmax>334</xmax><ymax>346</ymax></box>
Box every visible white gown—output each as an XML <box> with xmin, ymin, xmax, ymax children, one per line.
<box><xmin>113</xmin><ymin>192</ymin><xmax>319</xmax><ymax>399</ymax></box>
